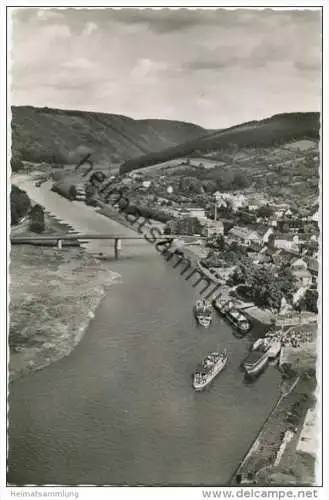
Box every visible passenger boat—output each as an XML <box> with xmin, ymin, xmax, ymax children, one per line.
<box><xmin>251</xmin><ymin>338</ymin><xmax>264</xmax><ymax>351</ymax></box>
<box><xmin>212</xmin><ymin>298</ymin><xmax>232</xmax><ymax>315</ymax></box>
<box><xmin>267</xmin><ymin>340</ymin><xmax>282</xmax><ymax>359</ymax></box>
<box><xmin>193</xmin><ymin>349</ymin><xmax>229</xmax><ymax>391</ymax></box>
<box><xmin>242</xmin><ymin>351</ymin><xmax>269</xmax><ymax>377</ymax></box>
<box><xmin>213</xmin><ymin>299</ymin><xmax>251</xmax><ymax>334</ymax></box>
<box><xmin>194</xmin><ymin>300</ymin><xmax>213</xmax><ymax>328</ymax></box>
<box><xmin>251</xmin><ymin>338</ymin><xmax>281</xmax><ymax>359</ymax></box>
<box><xmin>225</xmin><ymin>309</ymin><xmax>251</xmax><ymax>334</ymax></box>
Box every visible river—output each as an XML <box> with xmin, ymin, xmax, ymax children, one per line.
<box><xmin>8</xmin><ymin>236</ymin><xmax>282</xmax><ymax>486</ymax></box>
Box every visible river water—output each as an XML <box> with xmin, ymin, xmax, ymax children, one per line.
<box><xmin>8</xmin><ymin>237</ymin><xmax>282</xmax><ymax>486</ymax></box>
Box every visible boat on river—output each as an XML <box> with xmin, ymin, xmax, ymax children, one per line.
<box><xmin>251</xmin><ymin>338</ymin><xmax>281</xmax><ymax>359</ymax></box>
<box><xmin>194</xmin><ymin>300</ymin><xmax>213</xmax><ymax>328</ymax></box>
<box><xmin>242</xmin><ymin>350</ymin><xmax>269</xmax><ymax>377</ymax></box>
<box><xmin>212</xmin><ymin>299</ymin><xmax>251</xmax><ymax>334</ymax></box>
<box><xmin>193</xmin><ymin>349</ymin><xmax>229</xmax><ymax>391</ymax></box>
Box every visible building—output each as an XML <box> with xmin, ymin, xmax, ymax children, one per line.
<box><xmin>208</xmin><ymin>266</ymin><xmax>237</xmax><ymax>282</ymax></box>
<box><xmin>291</xmin><ymin>268</ymin><xmax>313</xmax><ymax>288</ymax></box>
<box><xmin>170</xmin><ymin>216</ymin><xmax>205</xmax><ymax>236</ymax></box>
<box><xmin>202</xmin><ymin>219</ymin><xmax>224</xmax><ymax>237</ymax></box>
<box><xmin>270</xmin><ymin>249</ymin><xmax>295</xmax><ymax>267</ymax></box>
<box><xmin>214</xmin><ymin>192</ymin><xmax>247</xmax><ymax>212</ymax></box>
<box><xmin>290</xmin><ymin>257</ymin><xmax>312</xmax><ymax>287</ymax></box>
<box><xmin>291</xmin><ymin>258</ymin><xmax>308</xmax><ymax>271</ymax></box>
<box><xmin>311</xmin><ymin>210</ymin><xmax>319</xmax><ymax>223</ymax></box>
<box><xmin>261</xmin><ymin>227</ymin><xmax>274</xmax><ymax>245</ymax></box>
<box><xmin>306</xmin><ymin>257</ymin><xmax>319</xmax><ymax>276</ymax></box>
<box><xmin>228</xmin><ymin>226</ymin><xmax>261</xmax><ymax>246</ymax></box>
<box><xmin>180</xmin><ymin>207</ymin><xmax>205</xmax><ymax>218</ymax></box>
<box><xmin>271</xmin><ymin>233</ymin><xmax>301</xmax><ymax>253</ymax></box>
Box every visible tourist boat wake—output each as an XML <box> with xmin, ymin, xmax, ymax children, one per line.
<box><xmin>194</xmin><ymin>299</ymin><xmax>213</xmax><ymax>328</ymax></box>
<box><xmin>193</xmin><ymin>349</ymin><xmax>229</xmax><ymax>391</ymax></box>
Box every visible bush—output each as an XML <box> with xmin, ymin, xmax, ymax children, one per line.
<box><xmin>29</xmin><ymin>221</ymin><xmax>45</xmax><ymax>233</ymax></box>
<box><xmin>29</xmin><ymin>204</ymin><xmax>45</xmax><ymax>233</ymax></box>
<box><xmin>257</xmin><ymin>205</ymin><xmax>274</xmax><ymax>218</ymax></box>
<box><xmin>232</xmin><ymin>172</ymin><xmax>250</xmax><ymax>189</ymax></box>
<box><xmin>10</xmin><ymin>185</ymin><xmax>31</xmax><ymax>225</ymax></box>
<box><xmin>51</xmin><ymin>181</ymin><xmax>77</xmax><ymax>200</ymax></box>
<box><xmin>10</xmin><ymin>154</ymin><xmax>24</xmax><ymax>172</ymax></box>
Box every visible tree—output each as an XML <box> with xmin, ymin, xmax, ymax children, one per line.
<box><xmin>194</xmin><ymin>194</ymin><xmax>208</xmax><ymax>207</ymax></box>
<box><xmin>10</xmin><ymin>153</ymin><xmax>24</xmax><ymax>172</ymax></box>
<box><xmin>255</xmin><ymin>177</ymin><xmax>267</xmax><ymax>189</ymax></box>
<box><xmin>302</xmin><ymin>289</ymin><xmax>318</xmax><ymax>313</ymax></box>
<box><xmin>207</xmin><ymin>234</ymin><xmax>225</xmax><ymax>250</ymax></box>
<box><xmin>29</xmin><ymin>204</ymin><xmax>45</xmax><ymax>233</ymax></box>
<box><xmin>10</xmin><ymin>185</ymin><xmax>31</xmax><ymax>225</ymax></box>
<box><xmin>232</xmin><ymin>172</ymin><xmax>250</xmax><ymax>189</ymax></box>
<box><xmin>211</xmin><ymin>170</ymin><xmax>235</xmax><ymax>191</ymax></box>
<box><xmin>179</xmin><ymin>176</ymin><xmax>202</xmax><ymax>194</ymax></box>
<box><xmin>239</xmin><ymin>261</ymin><xmax>295</xmax><ymax>310</ymax></box>
<box><xmin>257</xmin><ymin>205</ymin><xmax>274</xmax><ymax>219</ymax></box>
<box><xmin>202</xmin><ymin>180</ymin><xmax>217</xmax><ymax>193</ymax></box>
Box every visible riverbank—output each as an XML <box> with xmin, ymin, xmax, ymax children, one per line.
<box><xmin>231</xmin><ymin>372</ymin><xmax>317</xmax><ymax>485</ymax></box>
<box><xmin>9</xmin><ymin>245</ymin><xmax>119</xmax><ymax>381</ymax></box>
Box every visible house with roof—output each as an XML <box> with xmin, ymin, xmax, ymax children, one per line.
<box><xmin>290</xmin><ymin>258</ymin><xmax>313</xmax><ymax>287</ymax></box>
<box><xmin>305</xmin><ymin>258</ymin><xmax>319</xmax><ymax>286</ymax></box>
<box><xmin>269</xmin><ymin>248</ymin><xmax>294</xmax><ymax>267</ymax></box>
<box><xmin>270</xmin><ymin>232</ymin><xmax>301</xmax><ymax>253</ymax></box>
<box><xmin>252</xmin><ymin>251</ymin><xmax>272</xmax><ymax>265</ymax></box>
<box><xmin>290</xmin><ymin>263</ymin><xmax>312</xmax><ymax>288</ymax></box>
<box><xmin>311</xmin><ymin>210</ymin><xmax>319</xmax><ymax>223</ymax></box>
<box><xmin>180</xmin><ymin>207</ymin><xmax>205</xmax><ymax>218</ymax></box>
<box><xmin>306</xmin><ymin>257</ymin><xmax>319</xmax><ymax>275</ymax></box>
<box><xmin>205</xmin><ymin>219</ymin><xmax>224</xmax><ymax>237</ymax></box>
<box><xmin>228</xmin><ymin>226</ymin><xmax>261</xmax><ymax>247</ymax></box>
<box><xmin>291</xmin><ymin>258</ymin><xmax>308</xmax><ymax>271</ymax></box>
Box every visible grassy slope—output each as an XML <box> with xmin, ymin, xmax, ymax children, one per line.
<box><xmin>11</xmin><ymin>106</ymin><xmax>206</xmax><ymax>164</ymax></box>
<box><xmin>120</xmin><ymin>112</ymin><xmax>320</xmax><ymax>174</ymax></box>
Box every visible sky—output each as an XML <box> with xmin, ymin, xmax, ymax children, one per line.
<box><xmin>10</xmin><ymin>8</ymin><xmax>322</xmax><ymax>129</ymax></box>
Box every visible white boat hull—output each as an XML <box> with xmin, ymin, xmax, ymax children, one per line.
<box><xmin>252</xmin><ymin>338</ymin><xmax>264</xmax><ymax>351</ymax></box>
<box><xmin>193</xmin><ymin>355</ymin><xmax>228</xmax><ymax>391</ymax></box>
<box><xmin>197</xmin><ymin>315</ymin><xmax>212</xmax><ymax>328</ymax></box>
<box><xmin>267</xmin><ymin>341</ymin><xmax>281</xmax><ymax>359</ymax></box>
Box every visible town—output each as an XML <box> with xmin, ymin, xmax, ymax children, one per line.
<box><xmin>7</xmin><ymin>7</ymin><xmax>322</xmax><ymax>489</ymax></box>
<box><xmin>10</xmin><ymin>132</ymin><xmax>320</xmax><ymax>486</ymax></box>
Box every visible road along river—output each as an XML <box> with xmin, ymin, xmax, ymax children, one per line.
<box><xmin>8</xmin><ymin>178</ymin><xmax>282</xmax><ymax>485</ymax></box>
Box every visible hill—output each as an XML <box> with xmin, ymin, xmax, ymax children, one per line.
<box><xmin>120</xmin><ymin>112</ymin><xmax>320</xmax><ymax>174</ymax></box>
<box><xmin>11</xmin><ymin>106</ymin><xmax>206</xmax><ymax>166</ymax></box>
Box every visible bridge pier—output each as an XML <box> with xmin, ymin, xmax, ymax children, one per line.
<box><xmin>114</xmin><ymin>238</ymin><xmax>122</xmax><ymax>260</ymax></box>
